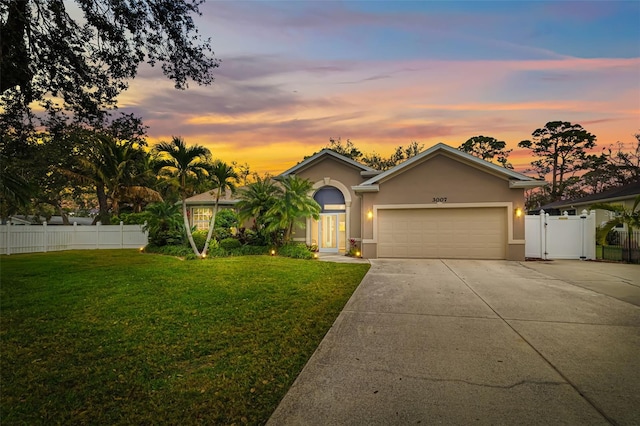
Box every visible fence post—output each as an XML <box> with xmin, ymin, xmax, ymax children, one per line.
<box><xmin>120</xmin><ymin>221</ymin><xmax>124</xmax><ymax>248</ymax></box>
<box><xmin>539</xmin><ymin>210</ymin><xmax>545</xmax><ymax>260</ymax></box>
<box><xmin>6</xmin><ymin>222</ymin><xmax>11</xmax><ymax>256</ymax></box>
<box><xmin>43</xmin><ymin>221</ymin><xmax>48</xmax><ymax>253</ymax></box>
<box><xmin>73</xmin><ymin>222</ymin><xmax>77</xmax><ymax>249</ymax></box>
<box><xmin>96</xmin><ymin>222</ymin><xmax>101</xmax><ymax>249</ymax></box>
<box><xmin>579</xmin><ymin>209</ymin><xmax>587</xmax><ymax>260</ymax></box>
<box><xmin>543</xmin><ymin>211</ymin><xmax>549</xmax><ymax>260</ymax></box>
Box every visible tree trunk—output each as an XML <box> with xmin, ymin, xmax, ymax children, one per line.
<box><xmin>202</xmin><ymin>189</ymin><xmax>220</xmax><ymax>257</ymax></box>
<box><xmin>551</xmin><ymin>141</ymin><xmax>559</xmax><ymax>199</ymax></box>
<box><xmin>56</xmin><ymin>203</ymin><xmax>70</xmax><ymax>225</ymax></box>
<box><xmin>182</xmin><ymin>199</ymin><xmax>201</xmax><ymax>257</ymax></box>
<box><xmin>93</xmin><ymin>184</ymin><xmax>110</xmax><ymax>225</ymax></box>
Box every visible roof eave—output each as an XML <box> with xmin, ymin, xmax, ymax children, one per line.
<box><xmin>280</xmin><ymin>149</ymin><xmax>375</xmax><ymax>176</ymax></box>
<box><xmin>184</xmin><ymin>199</ymin><xmax>240</xmax><ymax>206</ymax></box>
<box><xmin>560</xmin><ymin>194</ymin><xmax>640</xmax><ymax>208</ymax></box>
<box><xmin>509</xmin><ymin>180</ymin><xmax>547</xmax><ymax>189</ymax></box>
<box><xmin>361</xmin><ymin>143</ymin><xmax>538</xmax><ymax>186</ymax></box>
<box><xmin>352</xmin><ymin>184</ymin><xmax>380</xmax><ymax>193</ymax></box>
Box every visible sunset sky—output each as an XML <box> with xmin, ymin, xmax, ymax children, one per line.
<box><xmin>117</xmin><ymin>0</ymin><xmax>640</xmax><ymax>176</ymax></box>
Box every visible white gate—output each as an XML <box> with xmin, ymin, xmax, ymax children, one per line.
<box><xmin>525</xmin><ymin>210</ymin><xmax>596</xmax><ymax>260</ymax></box>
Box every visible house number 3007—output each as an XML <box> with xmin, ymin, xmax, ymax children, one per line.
<box><xmin>433</xmin><ymin>197</ymin><xmax>447</xmax><ymax>203</ymax></box>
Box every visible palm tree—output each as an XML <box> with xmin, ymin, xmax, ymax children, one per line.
<box><xmin>0</xmin><ymin>152</ymin><xmax>33</xmax><ymax>222</ymax></box>
<box><xmin>266</xmin><ymin>175</ymin><xmax>321</xmax><ymax>242</ymax></box>
<box><xmin>143</xmin><ymin>201</ymin><xmax>184</xmax><ymax>246</ymax></box>
<box><xmin>202</xmin><ymin>161</ymin><xmax>238</xmax><ymax>257</ymax></box>
<box><xmin>66</xmin><ymin>134</ymin><xmax>161</xmax><ymax>224</ymax></box>
<box><xmin>154</xmin><ymin>136</ymin><xmax>211</xmax><ymax>257</ymax></box>
<box><xmin>591</xmin><ymin>195</ymin><xmax>640</xmax><ymax>261</ymax></box>
<box><xmin>236</xmin><ymin>176</ymin><xmax>279</xmax><ymax>234</ymax></box>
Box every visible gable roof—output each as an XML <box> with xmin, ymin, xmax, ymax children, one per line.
<box><xmin>280</xmin><ymin>148</ymin><xmax>377</xmax><ymax>176</ymax></box>
<box><xmin>184</xmin><ymin>189</ymin><xmax>240</xmax><ymax>205</ymax></box>
<box><xmin>540</xmin><ymin>180</ymin><xmax>640</xmax><ymax>211</ymax></box>
<box><xmin>353</xmin><ymin>143</ymin><xmax>544</xmax><ymax>192</ymax></box>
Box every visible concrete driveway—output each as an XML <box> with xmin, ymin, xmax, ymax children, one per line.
<box><xmin>268</xmin><ymin>259</ymin><xmax>640</xmax><ymax>426</ymax></box>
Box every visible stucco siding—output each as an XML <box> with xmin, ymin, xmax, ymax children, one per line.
<box><xmin>360</xmin><ymin>153</ymin><xmax>526</xmax><ymax>261</ymax></box>
<box><xmin>291</xmin><ymin>156</ymin><xmax>366</xmax><ymax>240</ymax></box>
<box><xmin>372</xmin><ymin>154</ymin><xmax>517</xmax><ymax>204</ymax></box>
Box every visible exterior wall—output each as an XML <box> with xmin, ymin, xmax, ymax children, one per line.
<box><xmin>187</xmin><ymin>205</ymin><xmax>237</xmax><ymax>230</ymax></box>
<box><xmin>360</xmin><ymin>153</ymin><xmax>526</xmax><ymax>260</ymax></box>
<box><xmin>288</xmin><ymin>156</ymin><xmax>367</xmax><ymax>244</ymax></box>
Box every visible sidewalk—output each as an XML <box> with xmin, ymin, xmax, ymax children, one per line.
<box><xmin>315</xmin><ymin>252</ymin><xmax>370</xmax><ymax>264</ymax></box>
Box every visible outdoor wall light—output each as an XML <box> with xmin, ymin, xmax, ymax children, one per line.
<box><xmin>367</xmin><ymin>210</ymin><xmax>373</xmax><ymax>219</ymax></box>
<box><xmin>515</xmin><ymin>208</ymin><xmax>523</xmax><ymax>217</ymax></box>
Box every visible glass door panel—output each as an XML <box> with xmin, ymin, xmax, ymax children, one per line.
<box><xmin>319</xmin><ymin>214</ymin><xmax>338</xmax><ymax>252</ymax></box>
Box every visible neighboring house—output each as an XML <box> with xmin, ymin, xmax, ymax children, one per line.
<box><xmin>183</xmin><ymin>189</ymin><xmax>239</xmax><ymax>231</ymax></box>
<box><xmin>187</xmin><ymin>143</ymin><xmax>545</xmax><ymax>260</ymax></box>
<box><xmin>8</xmin><ymin>215</ymin><xmax>95</xmax><ymax>225</ymax></box>
<box><xmin>536</xmin><ymin>181</ymin><xmax>640</xmax><ymax>229</ymax></box>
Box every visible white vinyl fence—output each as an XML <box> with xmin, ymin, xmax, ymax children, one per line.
<box><xmin>525</xmin><ymin>210</ymin><xmax>596</xmax><ymax>260</ymax></box>
<box><xmin>0</xmin><ymin>222</ymin><xmax>149</xmax><ymax>255</ymax></box>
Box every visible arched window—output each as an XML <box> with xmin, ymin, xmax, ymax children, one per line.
<box><xmin>314</xmin><ymin>186</ymin><xmax>346</xmax><ymax>212</ymax></box>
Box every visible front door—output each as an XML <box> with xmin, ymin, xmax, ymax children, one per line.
<box><xmin>319</xmin><ymin>214</ymin><xmax>338</xmax><ymax>253</ymax></box>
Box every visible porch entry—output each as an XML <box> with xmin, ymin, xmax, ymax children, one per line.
<box><xmin>312</xmin><ymin>186</ymin><xmax>347</xmax><ymax>253</ymax></box>
<box><xmin>313</xmin><ymin>213</ymin><xmax>346</xmax><ymax>253</ymax></box>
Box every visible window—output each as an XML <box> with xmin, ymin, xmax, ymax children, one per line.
<box><xmin>192</xmin><ymin>208</ymin><xmax>212</xmax><ymax>230</ymax></box>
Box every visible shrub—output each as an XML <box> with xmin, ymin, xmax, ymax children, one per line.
<box><xmin>215</xmin><ymin>209</ymin><xmax>238</xmax><ymax>229</ymax></box>
<box><xmin>229</xmin><ymin>246</ymin><xmax>270</xmax><ymax>256</ymax></box>
<box><xmin>215</xmin><ymin>226</ymin><xmax>234</xmax><ymax>241</ymax></box>
<box><xmin>236</xmin><ymin>227</ymin><xmax>270</xmax><ymax>246</ymax></box>
<box><xmin>278</xmin><ymin>243</ymin><xmax>314</xmax><ymax>260</ymax></box>
<box><xmin>219</xmin><ymin>238</ymin><xmax>242</xmax><ymax>250</ymax></box>
<box><xmin>116</xmin><ymin>211</ymin><xmax>151</xmax><ymax>225</ymax></box>
<box><xmin>346</xmin><ymin>238</ymin><xmax>361</xmax><ymax>257</ymax></box>
<box><xmin>191</xmin><ymin>230</ymin><xmax>208</xmax><ymax>251</ymax></box>
<box><xmin>204</xmin><ymin>246</ymin><xmax>229</xmax><ymax>258</ymax></box>
<box><xmin>144</xmin><ymin>244</ymin><xmax>193</xmax><ymax>257</ymax></box>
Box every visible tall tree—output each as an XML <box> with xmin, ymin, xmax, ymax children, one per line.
<box><xmin>325</xmin><ymin>137</ymin><xmax>363</xmax><ymax>161</ymax></box>
<box><xmin>518</xmin><ymin>121</ymin><xmax>596</xmax><ymax>202</ymax></box>
<box><xmin>202</xmin><ymin>161</ymin><xmax>238</xmax><ymax>257</ymax></box>
<box><xmin>361</xmin><ymin>141</ymin><xmax>425</xmax><ymax>170</ymax></box>
<box><xmin>458</xmin><ymin>136</ymin><xmax>513</xmax><ymax>169</ymax></box>
<box><xmin>66</xmin><ymin>134</ymin><xmax>161</xmax><ymax>224</ymax></box>
<box><xmin>1</xmin><ymin>0</ymin><xmax>219</xmax><ymax>124</ymax></box>
<box><xmin>266</xmin><ymin>175</ymin><xmax>321</xmax><ymax>242</ymax></box>
<box><xmin>582</xmin><ymin>133</ymin><xmax>640</xmax><ymax>193</ymax></box>
<box><xmin>0</xmin><ymin>149</ymin><xmax>33</xmax><ymax>222</ymax></box>
<box><xmin>154</xmin><ymin>136</ymin><xmax>211</xmax><ymax>257</ymax></box>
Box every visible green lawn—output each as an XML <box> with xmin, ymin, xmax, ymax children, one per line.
<box><xmin>0</xmin><ymin>250</ymin><xmax>369</xmax><ymax>425</ymax></box>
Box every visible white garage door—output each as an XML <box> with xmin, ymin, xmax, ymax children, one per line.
<box><xmin>377</xmin><ymin>208</ymin><xmax>507</xmax><ymax>259</ymax></box>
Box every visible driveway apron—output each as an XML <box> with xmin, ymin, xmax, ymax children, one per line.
<box><xmin>268</xmin><ymin>259</ymin><xmax>640</xmax><ymax>426</ymax></box>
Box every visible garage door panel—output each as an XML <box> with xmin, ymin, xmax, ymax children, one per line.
<box><xmin>378</xmin><ymin>208</ymin><xmax>506</xmax><ymax>259</ymax></box>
